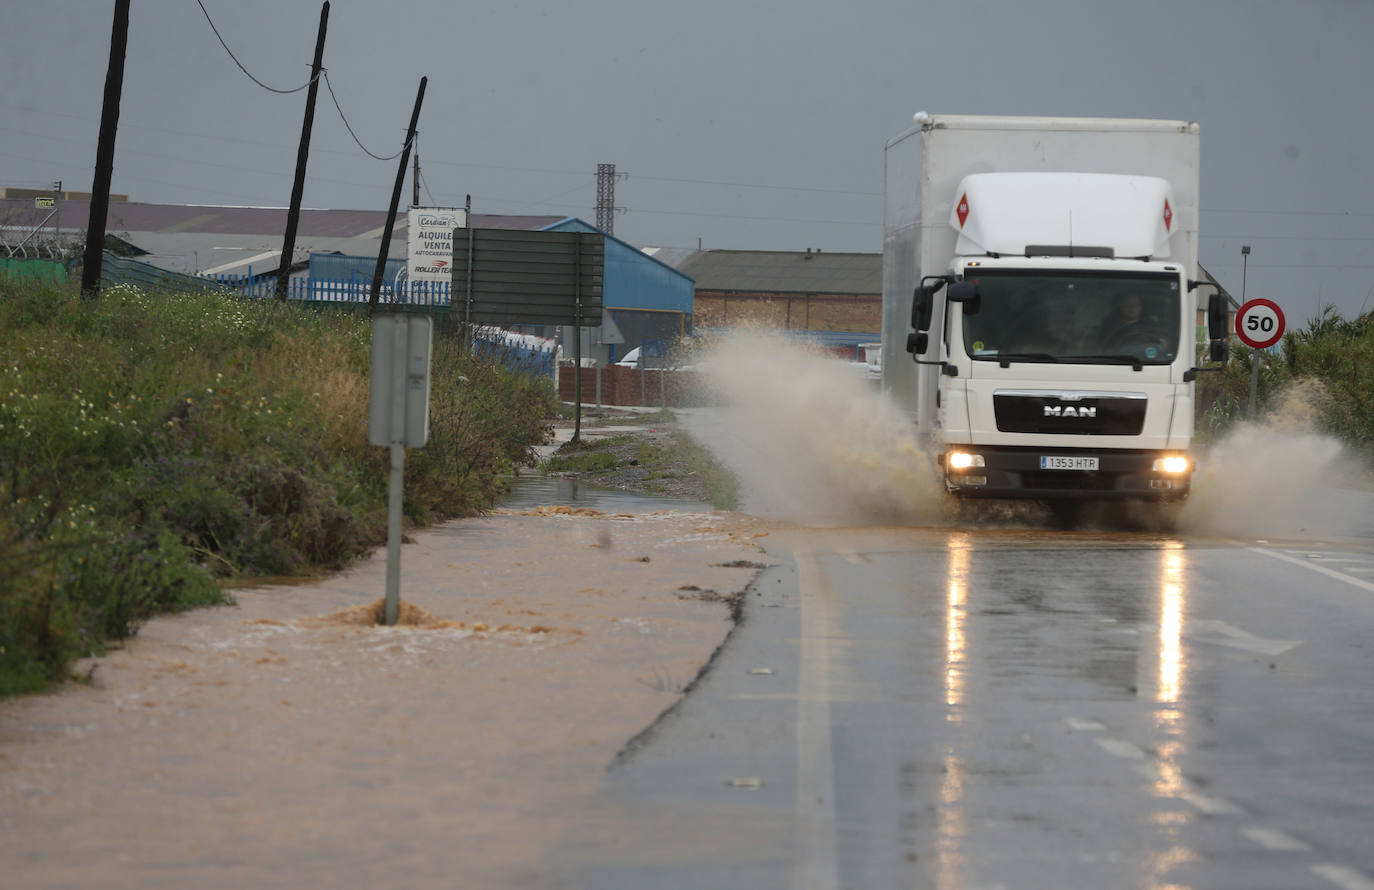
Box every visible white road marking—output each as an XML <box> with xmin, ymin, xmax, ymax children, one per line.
<box><xmin>1185</xmin><ymin>619</ymin><xmax>1300</xmax><ymax>656</ymax></box>
<box><xmin>792</xmin><ymin>551</ymin><xmax>840</xmax><ymax>890</ymax></box>
<box><xmin>1254</xmin><ymin>547</ymin><xmax>1374</xmax><ymax>593</ymax></box>
<box><xmin>1312</xmin><ymin>864</ymin><xmax>1374</xmax><ymax>890</ymax></box>
<box><xmin>1065</xmin><ymin>717</ymin><xmax>1106</xmax><ymax>732</ymax></box>
<box><xmin>1182</xmin><ymin>793</ymin><xmax>1244</xmax><ymax>816</ymax></box>
<box><xmin>1241</xmin><ymin>826</ymin><xmax>1311</xmax><ymax>851</ymax></box>
<box><xmin>1095</xmin><ymin>738</ymin><xmax>1146</xmax><ymax>760</ymax></box>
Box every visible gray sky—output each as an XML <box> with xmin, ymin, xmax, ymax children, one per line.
<box><xmin>3</xmin><ymin>0</ymin><xmax>1372</xmax><ymax>321</ymax></box>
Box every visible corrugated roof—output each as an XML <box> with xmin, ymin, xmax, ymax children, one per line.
<box><xmin>639</xmin><ymin>246</ymin><xmax>703</xmax><ymax>269</ymax></box>
<box><xmin>0</xmin><ymin>197</ymin><xmax>565</xmax><ymax>277</ymax></box>
<box><xmin>0</xmin><ymin>197</ymin><xmax>562</xmax><ymax>239</ymax></box>
<box><xmin>677</xmin><ymin>249</ymin><xmax>881</xmax><ymax>295</ymax></box>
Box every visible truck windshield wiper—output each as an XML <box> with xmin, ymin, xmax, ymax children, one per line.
<box><xmin>1063</xmin><ymin>354</ymin><xmax>1145</xmax><ymax>371</ymax></box>
<box><xmin>996</xmin><ymin>352</ymin><xmax>1059</xmax><ymax>368</ymax></box>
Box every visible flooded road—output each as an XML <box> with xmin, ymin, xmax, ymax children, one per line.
<box><xmin>0</xmin><ymin>478</ymin><xmax>765</xmax><ymax>890</ymax></box>
<box><xmin>547</xmin><ymin>523</ymin><xmax>1374</xmax><ymax>889</ymax></box>
<box><xmin>500</xmin><ymin>472</ymin><xmax>714</xmax><ymax>515</ymax></box>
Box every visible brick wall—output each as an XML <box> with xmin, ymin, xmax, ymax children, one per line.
<box><xmin>557</xmin><ymin>364</ymin><xmax>709</xmax><ymax>408</ymax></box>
<box><xmin>694</xmin><ymin>290</ymin><xmax>880</xmax><ymax>332</ymax></box>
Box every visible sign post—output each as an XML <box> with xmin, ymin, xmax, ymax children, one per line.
<box><xmin>1235</xmin><ymin>298</ymin><xmax>1286</xmax><ymax>420</ymax></box>
<box><xmin>406</xmin><ymin>207</ymin><xmax>466</xmax><ymax>299</ymax></box>
<box><xmin>368</xmin><ymin>313</ymin><xmax>433</xmax><ymax>625</ymax></box>
<box><xmin>449</xmin><ymin>227</ymin><xmax>605</xmax><ymax>434</ymax></box>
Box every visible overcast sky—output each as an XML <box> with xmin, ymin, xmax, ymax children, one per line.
<box><xmin>2</xmin><ymin>0</ymin><xmax>1372</xmax><ymax>320</ymax></box>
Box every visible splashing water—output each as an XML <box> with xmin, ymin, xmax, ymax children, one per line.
<box><xmin>1179</xmin><ymin>384</ymin><xmax>1372</xmax><ymax>540</ymax></box>
<box><xmin>682</xmin><ymin>334</ymin><xmax>1373</xmax><ymax>538</ymax></box>
<box><xmin>681</xmin><ymin>331</ymin><xmax>949</xmax><ymax>525</ymax></box>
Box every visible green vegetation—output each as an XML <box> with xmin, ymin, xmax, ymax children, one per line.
<box><xmin>541</xmin><ymin>446</ymin><xmax>622</xmax><ymax>474</ymax></box>
<box><xmin>1197</xmin><ymin>307</ymin><xmax>1374</xmax><ymax>462</ymax></box>
<box><xmin>0</xmin><ymin>280</ymin><xmax>556</xmax><ymax>695</ymax></box>
<box><xmin>540</xmin><ymin>426</ymin><xmax>740</xmax><ymax>511</ymax></box>
<box><xmin>669</xmin><ymin>430</ymin><xmax>740</xmax><ymax>511</ymax></box>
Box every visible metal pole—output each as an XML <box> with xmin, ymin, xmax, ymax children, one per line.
<box><xmin>464</xmin><ymin>193</ymin><xmax>474</xmax><ymax>351</ymax></box>
<box><xmin>277</xmin><ymin>2</ymin><xmax>329</xmax><ymax>302</ymax></box>
<box><xmin>385</xmin><ymin>442</ymin><xmax>404</xmax><ymax>625</ymax></box>
<box><xmin>53</xmin><ymin>181</ymin><xmax>61</xmax><ymax>252</ymax></box>
<box><xmin>1242</xmin><ymin>245</ymin><xmax>1259</xmax><ymax>420</ymax></box>
<box><xmin>572</xmin><ymin>233</ymin><xmax>583</xmax><ymax>442</ymax></box>
<box><xmin>370</xmin><ymin>77</ymin><xmax>427</xmax><ymax>315</ymax></box>
<box><xmin>384</xmin><ymin>316</ymin><xmax>407</xmax><ymax>626</ymax></box>
<box><xmin>81</xmin><ymin>0</ymin><xmax>131</xmax><ymax>297</ymax></box>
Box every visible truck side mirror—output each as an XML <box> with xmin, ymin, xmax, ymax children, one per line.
<box><xmin>906</xmin><ymin>331</ymin><xmax>928</xmax><ymax>355</ymax></box>
<box><xmin>911</xmin><ymin>286</ymin><xmax>935</xmax><ymax>332</ymax></box>
<box><xmin>947</xmin><ymin>280</ymin><xmax>981</xmax><ymax>315</ymax></box>
<box><xmin>1207</xmin><ymin>292</ymin><xmax>1229</xmax><ymax>341</ymax></box>
<box><xmin>1209</xmin><ymin>340</ymin><xmax>1229</xmax><ymax>364</ymax></box>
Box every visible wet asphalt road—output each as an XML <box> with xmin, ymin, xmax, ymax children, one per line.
<box><xmin>545</xmin><ymin>524</ymin><xmax>1374</xmax><ymax>890</ymax></box>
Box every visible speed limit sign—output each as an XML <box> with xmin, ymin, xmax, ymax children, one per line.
<box><xmin>1236</xmin><ymin>298</ymin><xmax>1286</xmax><ymax>349</ymax></box>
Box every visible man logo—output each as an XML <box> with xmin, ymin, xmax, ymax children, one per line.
<box><xmin>1044</xmin><ymin>405</ymin><xmax>1097</xmax><ymax>418</ymax></box>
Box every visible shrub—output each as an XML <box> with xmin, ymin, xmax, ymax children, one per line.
<box><xmin>0</xmin><ymin>281</ymin><xmax>556</xmax><ymax>693</ymax></box>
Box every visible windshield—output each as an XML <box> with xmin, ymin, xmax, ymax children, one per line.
<box><xmin>958</xmin><ymin>270</ymin><xmax>1181</xmax><ymax>366</ymax></box>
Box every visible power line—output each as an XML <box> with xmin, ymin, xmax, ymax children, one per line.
<box><xmin>194</xmin><ymin>0</ymin><xmax>318</xmax><ymax>94</ymax></box>
<box><xmin>628</xmin><ymin>206</ymin><xmax>880</xmax><ymax>227</ymax></box>
<box><xmin>321</xmin><ymin>70</ymin><xmax>408</xmax><ymax>162</ymax></box>
<box><xmin>194</xmin><ymin>1</ymin><xmax>407</xmax><ymax>163</ymax></box>
<box><xmin>634</xmin><ymin>173</ymin><xmax>880</xmax><ymax>197</ymax></box>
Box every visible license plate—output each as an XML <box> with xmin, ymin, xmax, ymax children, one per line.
<box><xmin>1040</xmin><ymin>456</ymin><xmax>1099</xmax><ymax>471</ymax></box>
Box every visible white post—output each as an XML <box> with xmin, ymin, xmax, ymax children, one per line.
<box><xmin>385</xmin><ymin>442</ymin><xmax>404</xmax><ymax>625</ymax></box>
<box><xmin>384</xmin><ymin>318</ymin><xmax>408</xmax><ymax>626</ymax></box>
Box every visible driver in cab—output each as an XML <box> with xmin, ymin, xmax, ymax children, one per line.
<box><xmin>1098</xmin><ymin>292</ymin><xmax>1156</xmax><ymax>346</ymax></box>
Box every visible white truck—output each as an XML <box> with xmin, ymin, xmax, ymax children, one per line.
<box><xmin>881</xmin><ymin>114</ymin><xmax>1229</xmax><ymax>503</ymax></box>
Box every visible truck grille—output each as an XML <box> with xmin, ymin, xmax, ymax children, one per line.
<box><xmin>1021</xmin><ymin>470</ymin><xmax>1118</xmax><ymax>491</ymax></box>
<box><xmin>993</xmin><ymin>391</ymin><xmax>1147</xmax><ymax>436</ymax></box>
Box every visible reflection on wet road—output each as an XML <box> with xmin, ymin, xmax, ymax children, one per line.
<box><xmin>552</xmin><ymin>525</ymin><xmax>1374</xmax><ymax>889</ymax></box>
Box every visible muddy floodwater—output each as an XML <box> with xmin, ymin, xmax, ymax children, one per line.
<box><xmin>0</xmin><ymin>486</ymin><xmax>770</xmax><ymax>889</ymax></box>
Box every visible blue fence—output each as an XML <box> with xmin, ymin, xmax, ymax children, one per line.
<box><xmin>206</xmin><ymin>270</ymin><xmax>454</xmax><ymax>306</ymax></box>
<box><xmin>473</xmin><ymin>333</ymin><xmax>557</xmax><ymax>378</ymax></box>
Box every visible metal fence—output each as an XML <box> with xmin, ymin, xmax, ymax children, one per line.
<box><xmin>206</xmin><ymin>272</ymin><xmax>455</xmax><ymax>306</ymax></box>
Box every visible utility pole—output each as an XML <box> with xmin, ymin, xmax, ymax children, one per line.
<box><xmin>370</xmin><ymin>77</ymin><xmax>427</xmax><ymax>316</ymax></box>
<box><xmin>53</xmin><ymin>181</ymin><xmax>62</xmax><ymax>253</ymax></box>
<box><xmin>81</xmin><ymin>0</ymin><xmax>131</xmax><ymax>297</ymax></box>
<box><xmin>277</xmin><ymin>1</ymin><xmax>329</xmax><ymax>302</ymax></box>
<box><xmin>412</xmin><ymin>143</ymin><xmax>420</xmax><ymax>208</ymax></box>
<box><xmin>596</xmin><ymin>163</ymin><xmax>616</xmax><ymax>234</ymax></box>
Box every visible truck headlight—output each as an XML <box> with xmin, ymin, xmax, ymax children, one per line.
<box><xmin>948</xmin><ymin>451</ymin><xmax>985</xmax><ymax>470</ymax></box>
<box><xmin>1152</xmin><ymin>455</ymin><xmax>1190</xmax><ymax>474</ymax></box>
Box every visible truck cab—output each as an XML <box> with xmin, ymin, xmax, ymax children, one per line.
<box><xmin>887</xmin><ymin>157</ymin><xmax>1228</xmax><ymax>502</ymax></box>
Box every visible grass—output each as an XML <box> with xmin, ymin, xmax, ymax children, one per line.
<box><xmin>539</xmin><ymin>424</ymin><xmax>740</xmax><ymax>512</ymax></box>
<box><xmin>0</xmin><ymin>279</ymin><xmax>557</xmax><ymax>695</ymax></box>
<box><xmin>670</xmin><ymin>430</ymin><xmax>740</xmax><ymax>510</ymax></box>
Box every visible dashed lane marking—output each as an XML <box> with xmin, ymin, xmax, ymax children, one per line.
<box><xmin>1065</xmin><ymin>717</ymin><xmax>1106</xmax><ymax>732</ymax></box>
<box><xmin>1312</xmin><ymin>864</ymin><xmax>1374</xmax><ymax>890</ymax></box>
<box><xmin>1182</xmin><ymin>793</ymin><xmax>1244</xmax><ymax>816</ymax></box>
<box><xmin>1095</xmin><ymin>738</ymin><xmax>1146</xmax><ymax>759</ymax></box>
<box><xmin>1241</xmin><ymin>826</ymin><xmax>1311</xmax><ymax>852</ymax></box>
